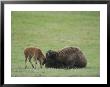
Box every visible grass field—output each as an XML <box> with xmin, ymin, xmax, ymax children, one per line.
<box><xmin>11</xmin><ymin>11</ymin><xmax>100</xmax><ymax>77</ymax></box>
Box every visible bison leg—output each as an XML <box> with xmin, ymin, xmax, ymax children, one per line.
<box><xmin>64</xmin><ymin>59</ymin><xmax>75</xmax><ymax>69</ymax></box>
<box><xmin>68</xmin><ymin>60</ymin><xmax>76</xmax><ymax>69</ymax></box>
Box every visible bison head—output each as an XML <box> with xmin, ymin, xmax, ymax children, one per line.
<box><xmin>46</xmin><ymin>50</ymin><xmax>58</xmax><ymax>59</ymax></box>
<box><xmin>45</xmin><ymin>50</ymin><xmax>61</xmax><ymax>68</ymax></box>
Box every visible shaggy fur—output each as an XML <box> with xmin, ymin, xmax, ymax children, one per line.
<box><xmin>24</xmin><ymin>47</ymin><xmax>46</xmax><ymax>69</ymax></box>
<box><xmin>45</xmin><ymin>47</ymin><xmax>87</xmax><ymax>68</ymax></box>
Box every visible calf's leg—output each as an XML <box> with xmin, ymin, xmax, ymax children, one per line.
<box><xmin>39</xmin><ymin>59</ymin><xmax>43</xmax><ymax>68</ymax></box>
<box><xmin>25</xmin><ymin>58</ymin><xmax>27</xmax><ymax>69</ymax></box>
<box><xmin>24</xmin><ymin>55</ymin><xmax>28</xmax><ymax>69</ymax></box>
<box><xmin>29</xmin><ymin>57</ymin><xmax>34</xmax><ymax>68</ymax></box>
<box><xmin>34</xmin><ymin>58</ymin><xmax>37</xmax><ymax>69</ymax></box>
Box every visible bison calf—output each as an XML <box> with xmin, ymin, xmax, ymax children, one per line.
<box><xmin>24</xmin><ymin>47</ymin><xmax>46</xmax><ymax>69</ymax></box>
<box><xmin>46</xmin><ymin>47</ymin><xmax>87</xmax><ymax>69</ymax></box>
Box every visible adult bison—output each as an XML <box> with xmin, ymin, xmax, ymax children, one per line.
<box><xmin>24</xmin><ymin>47</ymin><xmax>46</xmax><ymax>69</ymax></box>
<box><xmin>45</xmin><ymin>47</ymin><xmax>87</xmax><ymax>69</ymax></box>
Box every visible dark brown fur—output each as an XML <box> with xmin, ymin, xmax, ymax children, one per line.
<box><xmin>24</xmin><ymin>47</ymin><xmax>46</xmax><ymax>69</ymax></box>
<box><xmin>45</xmin><ymin>47</ymin><xmax>87</xmax><ymax>68</ymax></box>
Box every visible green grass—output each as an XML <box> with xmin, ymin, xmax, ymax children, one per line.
<box><xmin>11</xmin><ymin>11</ymin><xmax>100</xmax><ymax>77</ymax></box>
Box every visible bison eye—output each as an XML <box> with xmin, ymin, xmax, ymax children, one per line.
<box><xmin>46</xmin><ymin>52</ymin><xmax>52</xmax><ymax>59</ymax></box>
